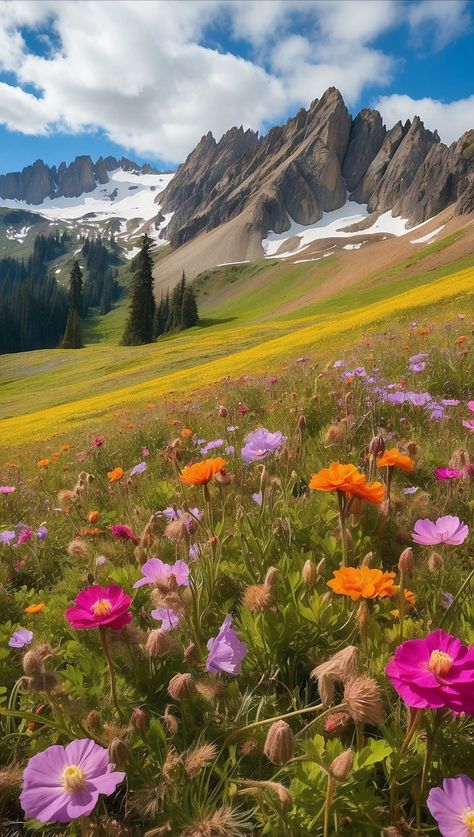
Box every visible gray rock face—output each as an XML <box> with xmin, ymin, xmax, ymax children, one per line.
<box><xmin>352</xmin><ymin>120</ymin><xmax>410</xmax><ymax>204</ymax></box>
<box><xmin>0</xmin><ymin>155</ymin><xmax>161</xmax><ymax>204</ymax></box>
<box><xmin>342</xmin><ymin>109</ymin><xmax>386</xmax><ymax>192</ymax></box>
<box><xmin>161</xmin><ymin>87</ymin><xmax>352</xmax><ymax>246</ymax></box>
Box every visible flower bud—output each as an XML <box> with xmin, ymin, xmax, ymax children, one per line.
<box><xmin>28</xmin><ymin>671</ymin><xmax>60</xmax><ymax>693</ymax></box>
<box><xmin>108</xmin><ymin>738</ymin><xmax>129</xmax><ymax>768</ymax></box>
<box><xmin>218</xmin><ymin>405</ymin><xmax>228</xmax><ymax>418</ymax></box>
<box><xmin>428</xmin><ymin>552</ymin><xmax>444</xmax><ymax>572</ymax></box>
<box><xmin>144</xmin><ymin>629</ymin><xmax>176</xmax><ymax>657</ymax></box>
<box><xmin>302</xmin><ymin>559</ymin><xmax>317</xmax><ymax>587</ymax></box>
<box><xmin>213</xmin><ymin>468</ymin><xmax>232</xmax><ymax>486</ymax></box>
<box><xmin>324</xmin><ymin>711</ymin><xmax>352</xmax><ymax>737</ymax></box>
<box><xmin>356</xmin><ymin>601</ymin><xmax>370</xmax><ymax>642</ymax></box>
<box><xmin>165</xmin><ymin>519</ymin><xmax>189</xmax><ymax>542</ymax></box>
<box><xmin>406</xmin><ymin>441</ymin><xmax>418</xmax><ymax>457</ymax></box>
<box><xmin>22</xmin><ymin>645</ymin><xmax>53</xmax><ymax>675</ymax></box>
<box><xmin>131</xmin><ymin>707</ymin><xmax>150</xmax><ymax>735</ymax></box>
<box><xmin>330</xmin><ymin>749</ymin><xmax>353</xmax><ymax>781</ymax></box>
<box><xmin>86</xmin><ymin>572</ymin><xmax>95</xmax><ymax>585</ymax></box>
<box><xmin>168</xmin><ymin>673</ymin><xmax>195</xmax><ymax>700</ymax></box>
<box><xmin>369</xmin><ymin>434</ymin><xmax>385</xmax><ymax>457</ymax></box>
<box><xmin>360</xmin><ymin>551</ymin><xmax>373</xmax><ymax>567</ymax></box>
<box><xmin>88</xmin><ymin>510</ymin><xmax>100</xmax><ymax>524</ymax></box>
<box><xmin>263</xmin><ymin>721</ymin><xmax>294</xmax><ymax>765</ymax></box>
<box><xmin>264</xmin><ymin>567</ymin><xmax>278</xmax><ymax>589</ymax></box>
<box><xmin>164</xmin><ymin>707</ymin><xmax>179</xmax><ymax>735</ymax></box>
<box><xmin>298</xmin><ymin>415</ymin><xmax>306</xmax><ymax>432</ymax></box>
<box><xmin>449</xmin><ymin>448</ymin><xmax>470</xmax><ymax>471</ymax></box>
<box><xmin>86</xmin><ymin>710</ymin><xmax>101</xmax><ymax>731</ymax></box>
<box><xmin>398</xmin><ymin>547</ymin><xmax>413</xmax><ymax>573</ymax></box>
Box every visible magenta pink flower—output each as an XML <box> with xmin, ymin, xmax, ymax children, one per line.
<box><xmin>20</xmin><ymin>738</ymin><xmax>124</xmax><ymax>823</ymax></box>
<box><xmin>0</xmin><ymin>485</ymin><xmax>15</xmax><ymax>494</ymax></box>
<box><xmin>92</xmin><ymin>436</ymin><xmax>104</xmax><ymax>447</ymax></box>
<box><xmin>17</xmin><ymin>527</ymin><xmax>32</xmax><ymax>545</ymax></box>
<box><xmin>412</xmin><ymin>515</ymin><xmax>469</xmax><ymax>546</ymax></box>
<box><xmin>427</xmin><ymin>774</ymin><xmax>474</xmax><ymax>837</ymax></box>
<box><xmin>386</xmin><ymin>629</ymin><xmax>474</xmax><ymax>713</ymax></box>
<box><xmin>434</xmin><ymin>467</ymin><xmax>463</xmax><ymax>481</ymax></box>
<box><xmin>65</xmin><ymin>584</ymin><xmax>132</xmax><ymax>630</ymax></box>
<box><xmin>111</xmin><ymin>524</ymin><xmax>139</xmax><ymax>544</ymax></box>
<box><xmin>467</xmin><ymin>400</ymin><xmax>474</xmax><ymax>412</ymax></box>
<box><xmin>462</xmin><ymin>419</ymin><xmax>474</xmax><ymax>432</ymax></box>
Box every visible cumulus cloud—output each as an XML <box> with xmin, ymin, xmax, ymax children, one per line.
<box><xmin>375</xmin><ymin>93</ymin><xmax>474</xmax><ymax>145</ymax></box>
<box><xmin>407</xmin><ymin>0</ymin><xmax>471</xmax><ymax>50</ymax></box>
<box><xmin>0</xmin><ymin>0</ymin><xmax>470</xmax><ymax>163</ymax></box>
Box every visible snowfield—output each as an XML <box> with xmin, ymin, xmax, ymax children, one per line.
<box><xmin>262</xmin><ymin>201</ymin><xmax>436</xmax><ymax>258</ymax></box>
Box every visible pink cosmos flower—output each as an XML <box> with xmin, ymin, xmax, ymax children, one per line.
<box><xmin>412</xmin><ymin>515</ymin><xmax>469</xmax><ymax>546</ymax></box>
<box><xmin>65</xmin><ymin>584</ymin><xmax>132</xmax><ymax>630</ymax></box>
<box><xmin>427</xmin><ymin>774</ymin><xmax>474</xmax><ymax>837</ymax></box>
<box><xmin>133</xmin><ymin>558</ymin><xmax>189</xmax><ymax>589</ymax></box>
<box><xmin>467</xmin><ymin>401</ymin><xmax>474</xmax><ymax>412</ymax></box>
<box><xmin>0</xmin><ymin>486</ymin><xmax>15</xmax><ymax>494</ymax></box>
<box><xmin>20</xmin><ymin>738</ymin><xmax>124</xmax><ymax>823</ymax></box>
<box><xmin>462</xmin><ymin>419</ymin><xmax>474</xmax><ymax>432</ymax></box>
<box><xmin>434</xmin><ymin>467</ymin><xmax>463</xmax><ymax>481</ymax></box>
<box><xmin>386</xmin><ymin>629</ymin><xmax>474</xmax><ymax>714</ymax></box>
<box><xmin>111</xmin><ymin>524</ymin><xmax>139</xmax><ymax>544</ymax></box>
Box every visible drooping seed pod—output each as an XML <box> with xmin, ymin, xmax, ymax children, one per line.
<box><xmin>131</xmin><ymin>707</ymin><xmax>150</xmax><ymax>735</ymax></box>
<box><xmin>108</xmin><ymin>738</ymin><xmax>129</xmax><ymax>768</ymax></box>
<box><xmin>302</xmin><ymin>559</ymin><xmax>317</xmax><ymax>587</ymax></box>
<box><xmin>168</xmin><ymin>673</ymin><xmax>195</xmax><ymax>700</ymax></box>
<box><xmin>398</xmin><ymin>547</ymin><xmax>414</xmax><ymax>573</ymax></box>
<box><xmin>330</xmin><ymin>748</ymin><xmax>353</xmax><ymax>781</ymax></box>
<box><xmin>263</xmin><ymin>721</ymin><xmax>294</xmax><ymax>765</ymax></box>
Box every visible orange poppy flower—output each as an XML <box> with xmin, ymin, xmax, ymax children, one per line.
<box><xmin>391</xmin><ymin>589</ymin><xmax>416</xmax><ymax>618</ymax></box>
<box><xmin>25</xmin><ymin>603</ymin><xmax>46</xmax><ymax>614</ymax></box>
<box><xmin>37</xmin><ymin>459</ymin><xmax>50</xmax><ymax>468</ymax></box>
<box><xmin>181</xmin><ymin>428</ymin><xmax>193</xmax><ymax>438</ymax></box>
<box><xmin>455</xmin><ymin>335</ymin><xmax>467</xmax><ymax>345</ymax></box>
<box><xmin>79</xmin><ymin>527</ymin><xmax>102</xmax><ymax>537</ymax></box>
<box><xmin>309</xmin><ymin>463</ymin><xmax>385</xmax><ymax>505</ymax></box>
<box><xmin>377</xmin><ymin>448</ymin><xmax>414</xmax><ymax>473</ymax></box>
<box><xmin>107</xmin><ymin>467</ymin><xmax>124</xmax><ymax>482</ymax></box>
<box><xmin>180</xmin><ymin>457</ymin><xmax>226</xmax><ymax>486</ymax></box>
<box><xmin>327</xmin><ymin>567</ymin><xmax>397</xmax><ymax>601</ymax></box>
<box><xmin>61</xmin><ymin>444</ymin><xmax>72</xmax><ymax>451</ymax></box>
<box><xmin>88</xmin><ymin>510</ymin><xmax>100</xmax><ymax>524</ymax></box>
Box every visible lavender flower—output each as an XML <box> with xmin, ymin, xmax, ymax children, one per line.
<box><xmin>412</xmin><ymin>515</ymin><xmax>469</xmax><ymax>546</ymax></box>
<box><xmin>427</xmin><ymin>774</ymin><xmax>474</xmax><ymax>837</ymax></box>
<box><xmin>150</xmin><ymin>607</ymin><xmax>181</xmax><ymax>631</ymax></box>
<box><xmin>133</xmin><ymin>558</ymin><xmax>189</xmax><ymax>588</ymax></box>
<box><xmin>0</xmin><ymin>530</ymin><xmax>16</xmax><ymax>546</ymax></box>
<box><xmin>36</xmin><ymin>527</ymin><xmax>48</xmax><ymax>540</ymax></box>
<box><xmin>130</xmin><ymin>461</ymin><xmax>147</xmax><ymax>477</ymax></box>
<box><xmin>206</xmin><ymin>614</ymin><xmax>247</xmax><ymax>675</ymax></box>
<box><xmin>8</xmin><ymin>628</ymin><xmax>33</xmax><ymax>648</ymax></box>
<box><xmin>241</xmin><ymin>428</ymin><xmax>287</xmax><ymax>463</ymax></box>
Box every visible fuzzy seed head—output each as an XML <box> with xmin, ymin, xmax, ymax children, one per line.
<box><xmin>144</xmin><ymin>629</ymin><xmax>177</xmax><ymax>657</ymax></box>
<box><xmin>168</xmin><ymin>673</ymin><xmax>195</xmax><ymax>700</ymax></box>
<box><xmin>184</xmin><ymin>743</ymin><xmax>217</xmax><ymax>777</ymax></box>
<box><xmin>428</xmin><ymin>551</ymin><xmax>444</xmax><ymax>572</ymax></box>
<box><xmin>67</xmin><ymin>538</ymin><xmax>88</xmax><ymax>558</ymax></box>
<box><xmin>242</xmin><ymin>583</ymin><xmax>275</xmax><ymax>613</ymax></box>
<box><xmin>311</xmin><ymin>646</ymin><xmax>359</xmax><ymax>707</ymax></box>
<box><xmin>344</xmin><ymin>676</ymin><xmax>385</xmax><ymax>726</ymax></box>
<box><xmin>131</xmin><ymin>707</ymin><xmax>150</xmax><ymax>735</ymax></box>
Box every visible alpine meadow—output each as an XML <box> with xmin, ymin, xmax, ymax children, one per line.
<box><xmin>0</xmin><ymin>3</ymin><xmax>473</xmax><ymax>836</ymax></box>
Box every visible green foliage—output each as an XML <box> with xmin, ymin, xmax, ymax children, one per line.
<box><xmin>121</xmin><ymin>233</ymin><xmax>156</xmax><ymax>345</ymax></box>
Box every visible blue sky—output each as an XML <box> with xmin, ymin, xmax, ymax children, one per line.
<box><xmin>0</xmin><ymin>0</ymin><xmax>472</xmax><ymax>174</ymax></box>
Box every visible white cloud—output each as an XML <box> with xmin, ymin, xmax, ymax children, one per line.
<box><xmin>407</xmin><ymin>0</ymin><xmax>471</xmax><ymax>49</ymax></box>
<box><xmin>375</xmin><ymin>93</ymin><xmax>474</xmax><ymax>145</ymax></box>
<box><xmin>0</xmin><ymin>0</ymin><xmax>470</xmax><ymax>164</ymax></box>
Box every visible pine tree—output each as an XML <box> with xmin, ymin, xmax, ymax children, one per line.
<box><xmin>121</xmin><ymin>234</ymin><xmax>156</xmax><ymax>345</ymax></box>
<box><xmin>181</xmin><ymin>286</ymin><xmax>199</xmax><ymax>329</ymax></box>
<box><xmin>61</xmin><ymin>261</ymin><xmax>83</xmax><ymax>349</ymax></box>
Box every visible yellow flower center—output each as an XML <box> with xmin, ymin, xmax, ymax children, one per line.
<box><xmin>428</xmin><ymin>650</ymin><xmax>453</xmax><ymax>677</ymax></box>
<box><xmin>92</xmin><ymin>598</ymin><xmax>112</xmax><ymax>617</ymax></box>
<box><xmin>462</xmin><ymin>809</ymin><xmax>474</xmax><ymax>832</ymax></box>
<box><xmin>61</xmin><ymin>765</ymin><xmax>86</xmax><ymax>792</ymax></box>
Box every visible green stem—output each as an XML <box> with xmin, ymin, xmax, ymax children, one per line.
<box><xmin>323</xmin><ymin>775</ymin><xmax>336</xmax><ymax>837</ymax></box>
<box><xmin>389</xmin><ymin>708</ymin><xmax>423</xmax><ymax>818</ymax></box>
<box><xmin>399</xmin><ymin>569</ymin><xmax>406</xmax><ymax>642</ymax></box>
<box><xmin>337</xmin><ymin>492</ymin><xmax>348</xmax><ymax>567</ymax></box>
<box><xmin>80</xmin><ymin>816</ymin><xmax>89</xmax><ymax>837</ymax></box>
<box><xmin>224</xmin><ymin>703</ymin><xmax>346</xmax><ymax>746</ymax></box>
<box><xmin>439</xmin><ymin>567</ymin><xmax>474</xmax><ymax>627</ymax></box>
<box><xmin>99</xmin><ymin>627</ymin><xmax>125</xmax><ymax>721</ymax></box>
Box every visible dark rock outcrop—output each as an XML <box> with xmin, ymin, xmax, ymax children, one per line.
<box><xmin>0</xmin><ymin>155</ymin><xmax>161</xmax><ymax>204</ymax></box>
<box><xmin>342</xmin><ymin>109</ymin><xmax>386</xmax><ymax>192</ymax></box>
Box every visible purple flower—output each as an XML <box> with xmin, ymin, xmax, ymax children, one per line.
<box><xmin>0</xmin><ymin>530</ymin><xmax>16</xmax><ymax>545</ymax></box>
<box><xmin>36</xmin><ymin>526</ymin><xmax>48</xmax><ymax>540</ymax></box>
<box><xmin>200</xmin><ymin>439</ymin><xmax>224</xmax><ymax>455</ymax></box>
<box><xmin>188</xmin><ymin>543</ymin><xmax>201</xmax><ymax>561</ymax></box>
<box><xmin>427</xmin><ymin>774</ymin><xmax>474</xmax><ymax>837</ymax></box>
<box><xmin>442</xmin><ymin>592</ymin><xmax>454</xmax><ymax>610</ymax></box>
<box><xmin>252</xmin><ymin>491</ymin><xmax>263</xmax><ymax>506</ymax></box>
<box><xmin>434</xmin><ymin>467</ymin><xmax>463</xmax><ymax>481</ymax></box>
<box><xmin>403</xmin><ymin>486</ymin><xmax>419</xmax><ymax>494</ymax></box>
<box><xmin>20</xmin><ymin>738</ymin><xmax>125</xmax><ymax>823</ymax></box>
<box><xmin>8</xmin><ymin>628</ymin><xmax>33</xmax><ymax>648</ymax></box>
<box><xmin>409</xmin><ymin>362</ymin><xmax>426</xmax><ymax>372</ymax></box>
<box><xmin>17</xmin><ymin>527</ymin><xmax>32</xmax><ymax>545</ymax></box>
<box><xmin>441</xmin><ymin>399</ymin><xmax>460</xmax><ymax>407</ymax></box>
<box><xmin>96</xmin><ymin>555</ymin><xmax>107</xmax><ymax>566</ymax></box>
<box><xmin>206</xmin><ymin>614</ymin><xmax>247</xmax><ymax>675</ymax></box>
<box><xmin>133</xmin><ymin>558</ymin><xmax>189</xmax><ymax>589</ymax></box>
<box><xmin>408</xmin><ymin>353</ymin><xmax>428</xmax><ymax>364</ymax></box>
<box><xmin>130</xmin><ymin>461</ymin><xmax>147</xmax><ymax>477</ymax></box>
<box><xmin>225</xmin><ymin>446</ymin><xmax>235</xmax><ymax>455</ymax></box>
<box><xmin>227</xmin><ymin>425</ymin><xmax>238</xmax><ymax>433</ymax></box>
<box><xmin>0</xmin><ymin>485</ymin><xmax>15</xmax><ymax>494</ymax></box>
<box><xmin>150</xmin><ymin>607</ymin><xmax>181</xmax><ymax>631</ymax></box>
<box><xmin>241</xmin><ymin>428</ymin><xmax>287</xmax><ymax>463</ymax></box>
<box><xmin>430</xmin><ymin>404</ymin><xmax>446</xmax><ymax>420</ymax></box>
<box><xmin>412</xmin><ymin>515</ymin><xmax>469</xmax><ymax>546</ymax></box>
<box><xmin>333</xmin><ymin>360</ymin><xmax>344</xmax><ymax>368</ymax></box>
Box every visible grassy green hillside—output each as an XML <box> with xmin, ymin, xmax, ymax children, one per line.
<box><xmin>1</xmin><ymin>228</ymin><xmax>473</xmax><ymax>447</ymax></box>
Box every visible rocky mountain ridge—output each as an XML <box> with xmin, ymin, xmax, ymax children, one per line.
<box><xmin>157</xmin><ymin>87</ymin><xmax>473</xmax><ymax>248</ymax></box>
<box><xmin>0</xmin><ymin>155</ymin><xmax>161</xmax><ymax>205</ymax></box>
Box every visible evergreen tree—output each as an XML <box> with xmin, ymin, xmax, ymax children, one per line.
<box><xmin>121</xmin><ymin>234</ymin><xmax>156</xmax><ymax>345</ymax></box>
<box><xmin>61</xmin><ymin>261</ymin><xmax>83</xmax><ymax>349</ymax></box>
<box><xmin>181</xmin><ymin>286</ymin><xmax>199</xmax><ymax>329</ymax></box>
